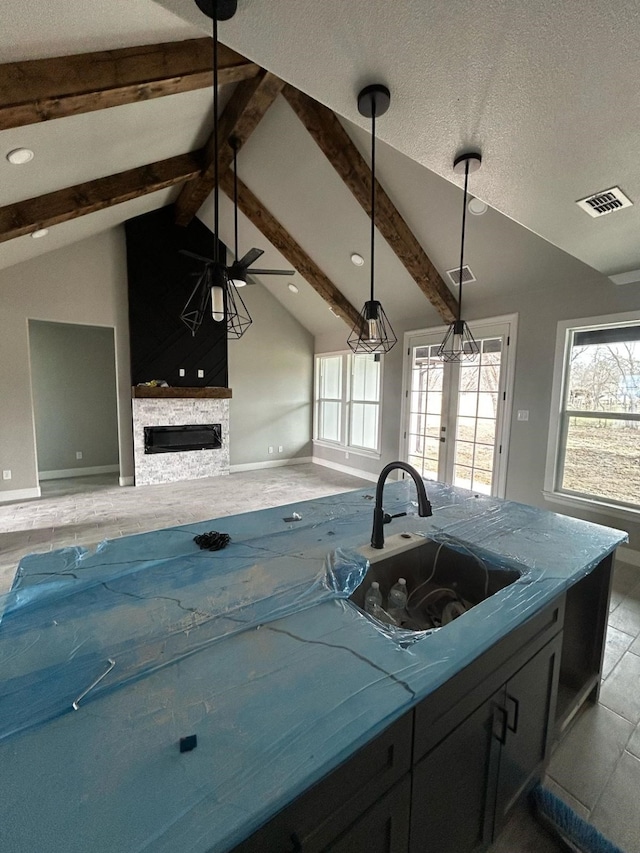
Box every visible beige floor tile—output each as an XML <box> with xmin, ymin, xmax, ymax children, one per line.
<box><xmin>590</xmin><ymin>751</ymin><xmax>640</xmax><ymax>853</ymax></box>
<box><xmin>547</xmin><ymin>703</ymin><xmax>633</xmax><ymax>810</ymax></box>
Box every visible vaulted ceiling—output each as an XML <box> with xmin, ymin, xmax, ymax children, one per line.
<box><xmin>1</xmin><ymin>0</ymin><xmax>638</xmax><ymax>339</ymax></box>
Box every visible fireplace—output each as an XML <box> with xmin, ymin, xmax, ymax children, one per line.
<box><xmin>144</xmin><ymin>424</ymin><xmax>222</xmax><ymax>454</ymax></box>
<box><xmin>131</xmin><ymin>388</ymin><xmax>231</xmax><ymax>486</ymax></box>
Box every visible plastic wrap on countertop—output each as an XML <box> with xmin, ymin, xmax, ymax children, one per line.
<box><xmin>0</xmin><ymin>481</ymin><xmax>627</xmax><ymax>853</ymax></box>
<box><xmin>0</xmin><ymin>537</ymin><xmax>369</xmax><ymax>743</ymax></box>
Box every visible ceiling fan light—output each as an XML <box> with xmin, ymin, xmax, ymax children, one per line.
<box><xmin>211</xmin><ymin>285</ymin><xmax>225</xmax><ymax>321</ymax></box>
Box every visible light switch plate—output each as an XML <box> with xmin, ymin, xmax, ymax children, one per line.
<box><xmin>517</xmin><ymin>410</ymin><xmax>529</xmax><ymax>421</ymax></box>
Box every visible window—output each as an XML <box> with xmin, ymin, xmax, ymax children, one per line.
<box><xmin>545</xmin><ymin>313</ymin><xmax>640</xmax><ymax>514</ymax></box>
<box><xmin>314</xmin><ymin>352</ymin><xmax>382</xmax><ymax>454</ymax></box>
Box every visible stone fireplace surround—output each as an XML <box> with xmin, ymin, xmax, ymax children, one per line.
<box><xmin>131</xmin><ymin>386</ymin><xmax>231</xmax><ymax>486</ymax></box>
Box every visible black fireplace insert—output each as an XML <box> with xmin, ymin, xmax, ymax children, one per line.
<box><xmin>144</xmin><ymin>424</ymin><xmax>222</xmax><ymax>454</ymax></box>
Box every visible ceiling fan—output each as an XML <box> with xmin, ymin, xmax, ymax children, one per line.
<box><xmin>226</xmin><ymin>137</ymin><xmax>295</xmax><ymax>288</ymax></box>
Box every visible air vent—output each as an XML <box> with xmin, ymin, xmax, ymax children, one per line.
<box><xmin>446</xmin><ymin>265</ymin><xmax>476</xmax><ymax>286</ymax></box>
<box><xmin>576</xmin><ymin>187</ymin><xmax>633</xmax><ymax>218</ymax></box>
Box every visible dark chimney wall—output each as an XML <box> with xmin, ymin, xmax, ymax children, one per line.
<box><xmin>125</xmin><ymin>206</ymin><xmax>228</xmax><ymax>389</ymax></box>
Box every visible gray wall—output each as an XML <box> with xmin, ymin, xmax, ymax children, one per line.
<box><xmin>29</xmin><ymin>320</ymin><xmax>119</xmax><ymax>475</ymax></box>
<box><xmin>0</xmin><ymin>229</ymin><xmax>133</xmax><ymax>498</ymax></box>
<box><xmin>228</xmin><ymin>283</ymin><xmax>314</xmax><ymax>466</ymax></box>
<box><xmin>316</xmin><ymin>272</ymin><xmax>640</xmax><ymax>549</ymax></box>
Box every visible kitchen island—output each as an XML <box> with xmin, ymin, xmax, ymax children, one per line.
<box><xmin>0</xmin><ymin>479</ymin><xmax>626</xmax><ymax>852</ymax></box>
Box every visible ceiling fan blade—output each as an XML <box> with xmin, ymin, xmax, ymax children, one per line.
<box><xmin>250</xmin><ymin>269</ymin><xmax>296</xmax><ymax>276</ymax></box>
<box><xmin>179</xmin><ymin>249</ymin><xmax>216</xmax><ymax>265</ymax></box>
<box><xmin>238</xmin><ymin>247</ymin><xmax>264</xmax><ymax>268</ymax></box>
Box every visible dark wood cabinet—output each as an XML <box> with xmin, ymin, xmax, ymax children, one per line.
<box><xmin>494</xmin><ymin>632</ymin><xmax>562</xmax><ymax>833</ymax></box>
<box><xmin>410</xmin><ymin>689</ymin><xmax>502</xmax><ymax>853</ymax></box>
<box><xmin>326</xmin><ymin>775</ymin><xmax>411</xmax><ymax>853</ymax></box>
<box><xmin>410</xmin><ymin>633</ymin><xmax>562</xmax><ymax>853</ymax></box>
<box><xmin>230</xmin><ymin>556</ymin><xmax>612</xmax><ymax>853</ymax></box>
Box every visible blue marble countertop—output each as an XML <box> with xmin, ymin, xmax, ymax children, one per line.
<box><xmin>0</xmin><ymin>480</ymin><xmax>627</xmax><ymax>852</ymax></box>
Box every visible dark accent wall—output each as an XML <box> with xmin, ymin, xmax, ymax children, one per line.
<box><xmin>125</xmin><ymin>205</ymin><xmax>228</xmax><ymax>388</ymax></box>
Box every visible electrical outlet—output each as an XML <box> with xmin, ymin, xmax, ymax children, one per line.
<box><xmin>345</xmin><ymin>452</ymin><xmax>350</xmax><ymax>460</ymax></box>
<box><xmin>517</xmin><ymin>410</ymin><xmax>529</xmax><ymax>422</ymax></box>
<box><xmin>278</xmin><ymin>446</ymin><xmax>283</xmax><ymax>453</ymax></box>
<box><xmin>268</xmin><ymin>446</ymin><xmax>274</xmax><ymax>454</ymax></box>
<box><xmin>76</xmin><ymin>451</ymin><xmax>83</xmax><ymax>460</ymax></box>
<box><xmin>179</xmin><ymin>368</ymin><xmax>185</xmax><ymax>377</ymax></box>
<box><xmin>197</xmin><ymin>369</ymin><xmax>204</xmax><ymax>378</ymax></box>
<box><xmin>2</xmin><ymin>470</ymin><xmax>11</xmax><ymax>480</ymax></box>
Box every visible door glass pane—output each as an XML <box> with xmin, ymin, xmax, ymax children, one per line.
<box><xmin>453</xmin><ymin>338</ymin><xmax>502</xmax><ymax>495</ymax></box>
<box><xmin>408</xmin><ymin>346</ymin><xmax>444</xmax><ymax>480</ymax></box>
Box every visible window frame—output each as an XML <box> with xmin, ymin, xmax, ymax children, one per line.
<box><xmin>313</xmin><ymin>351</ymin><xmax>383</xmax><ymax>458</ymax></box>
<box><xmin>544</xmin><ymin>310</ymin><xmax>640</xmax><ymax>520</ymax></box>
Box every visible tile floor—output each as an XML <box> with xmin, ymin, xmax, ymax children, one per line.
<box><xmin>1</xmin><ymin>464</ymin><xmax>639</xmax><ymax>852</ymax></box>
<box><xmin>490</xmin><ymin>559</ymin><xmax>640</xmax><ymax>853</ymax></box>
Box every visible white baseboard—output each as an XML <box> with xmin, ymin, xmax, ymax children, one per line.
<box><xmin>312</xmin><ymin>456</ymin><xmax>378</xmax><ymax>483</ymax></box>
<box><xmin>119</xmin><ymin>476</ymin><xmax>134</xmax><ymax>487</ymax></box>
<box><xmin>229</xmin><ymin>456</ymin><xmax>313</xmax><ymax>473</ymax></box>
<box><xmin>0</xmin><ymin>486</ymin><xmax>41</xmax><ymax>504</ymax></box>
<box><xmin>616</xmin><ymin>545</ymin><xmax>640</xmax><ymax>567</ymax></box>
<box><xmin>39</xmin><ymin>464</ymin><xmax>120</xmax><ymax>480</ymax></box>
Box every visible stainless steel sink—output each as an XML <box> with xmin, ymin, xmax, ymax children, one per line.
<box><xmin>351</xmin><ymin>533</ymin><xmax>521</xmax><ymax>631</ymax></box>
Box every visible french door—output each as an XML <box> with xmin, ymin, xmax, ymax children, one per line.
<box><xmin>401</xmin><ymin>316</ymin><xmax>517</xmax><ymax>497</ymax></box>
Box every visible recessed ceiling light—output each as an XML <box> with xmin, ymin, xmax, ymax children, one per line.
<box><xmin>350</xmin><ymin>252</ymin><xmax>365</xmax><ymax>267</ymax></box>
<box><xmin>288</xmin><ymin>283</ymin><xmax>299</xmax><ymax>293</ymax></box>
<box><xmin>7</xmin><ymin>148</ymin><xmax>34</xmax><ymax>165</ymax></box>
<box><xmin>31</xmin><ymin>228</ymin><xmax>49</xmax><ymax>239</ymax></box>
<box><xmin>468</xmin><ymin>197</ymin><xmax>488</xmax><ymax>215</ymax></box>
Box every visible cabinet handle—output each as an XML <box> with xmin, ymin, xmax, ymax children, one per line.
<box><xmin>288</xmin><ymin>832</ymin><xmax>303</xmax><ymax>852</ymax></box>
<box><xmin>506</xmin><ymin>694</ymin><xmax>520</xmax><ymax>733</ymax></box>
<box><xmin>493</xmin><ymin>705</ymin><xmax>508</xmax><ymax>745</ymax></box>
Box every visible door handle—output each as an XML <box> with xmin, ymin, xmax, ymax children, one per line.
<box><xmin>492</xmin><ymin>705</ymin><xmax>508</xmax><ymax>745</ymax></box>
<box><xmin>506</xmin><ymin>694</ymin><xmax>519</xmax><ymax>733</ymax></box>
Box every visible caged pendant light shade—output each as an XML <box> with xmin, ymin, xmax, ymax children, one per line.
<box><xmin>179</xmin><ymin>0</ymin><xmax>252</xmax><ymax>340</ymax></box>
<box><xmin>437</xmin><ymin>152</ymin><xmax>481</xmax><ymax>362</ymax></box>
<box><xmin>348</xmin><ymin>84</ymin><xmax>397</xmax><ymax>355</ymax></box>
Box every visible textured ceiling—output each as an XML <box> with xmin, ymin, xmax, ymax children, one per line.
<box><xmin>0</xmin><ymin>0</ymin><xmax>637</xmax><ymax>342</ymax></box>
<box><xmin>156</xmin><ymin>0</ymin><xmax>640</xmax><ymax>278</ymax></box>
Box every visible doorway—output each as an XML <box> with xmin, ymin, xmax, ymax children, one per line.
<box><xmin>28</xmin><ymin>320</ymin><xmax>120</xmax><ymax>496</ymax></box>
<box><xmin>400</xmin><ymin>315</ymin><xmax>517</xmax><ymax>497</ymax></box>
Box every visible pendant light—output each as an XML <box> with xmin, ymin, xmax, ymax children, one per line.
<box><xmin>179</xmin><ymin>0</ymin><xmax>252</xmax><ymax>339</ymax></box>
<box><xmin>347</xmin><ymin>84</ymin><xmax>397</xmax><ymax>355</ymax></box>
<box><xmin>437</xmin><ymin>152</ymin><xmax>481</xmax><ymax>362</ymax></box>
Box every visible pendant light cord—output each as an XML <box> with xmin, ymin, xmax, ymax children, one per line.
<box><xmin>370</xmin><ymin>103</ymin><xmax>377</xmax><ymax>304</ymax></box>
<box><xmin>213</xmin><ymin>13</ymin><xmax>219</xmax><ymax>264</ymax></box>
<box><xmin>457</xmin><ymin>159</ymin><xmax>470</xmax><ymax>323</ymax></box>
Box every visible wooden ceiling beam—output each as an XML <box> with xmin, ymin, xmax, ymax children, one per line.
<box><xmin>282</xmin><ymin>84</ymin><xmax>458</xmax><ymax>324</ymax></box>
<box><xmin>0</xmin><ymin>152</ymin><xmax>202</xmax><ymax>243</ymax></box>
<box><xmin>219</xmin><ymin>170</ymin><xmax>361</xmax><ymax>330</ymax></box>
<box><xmin>174</xmin><ymin>69</ymin><xmax>285</xmax><ymax>226</ymax></box>
<box><xmin>0</xmin><ymin>40</ymin><xmax>259</xmax><ymax>130</ymax></box>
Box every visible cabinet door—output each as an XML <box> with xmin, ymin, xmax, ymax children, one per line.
<box><xmin>494</xmin><ymin>632</ymin><xmax>562</xmax><ymax>832</ymax></box>
<box><xmin>326</xmin><ymin>775</ymin><xmax>411</xmax><ymax>853</ymax></box>
<box><xmin>231</xmin><ymin>712</ymin><xmax>412</xmax><ymax>853</ymax></box>
<box><xmin>410</xmin><ymin>689</ymin><xmax>504</xmax><ymax>853</ymax></box>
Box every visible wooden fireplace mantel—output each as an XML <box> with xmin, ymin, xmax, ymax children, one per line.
<box><xmin>131</xmin><ymin>386</ymin><xmax>232</xmax><ymax>399</ymax></box>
